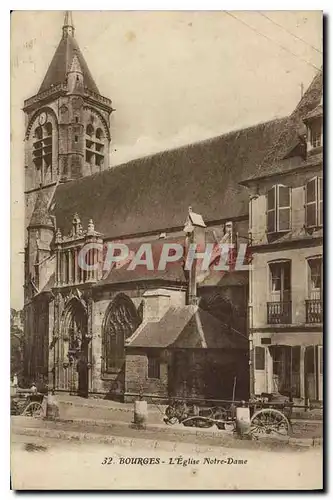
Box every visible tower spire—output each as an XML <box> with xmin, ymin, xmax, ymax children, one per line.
<box><xmin>62</xmin><ymin>11</ymin><xmax>75</xmax><ymax>38</ymax></box>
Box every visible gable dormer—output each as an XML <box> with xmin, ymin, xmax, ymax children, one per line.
<box><xmin>303</xmin><ymin>101</ymin><xmax>323</xmax><ymax>155</ymax></box>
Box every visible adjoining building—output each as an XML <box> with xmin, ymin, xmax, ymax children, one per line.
<box><xmin>241</xmin><ymin>70</ymin><xmax>323</xmax><ymax>403</ymax></box>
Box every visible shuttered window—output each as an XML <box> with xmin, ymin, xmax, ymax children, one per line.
<box><xmin>305</xmin><ymin>177</ymin><xmax>323</xmax><ymax>228</ymax></box>
<box><xmin>267</xmin><ymin>185</ymin><xmax>291</xmax><ymax>233</ymax></box>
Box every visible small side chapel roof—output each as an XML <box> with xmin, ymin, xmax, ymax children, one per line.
<box><xmin>127</xmin><ymin>305</ymin><xmax>247</xmax><ymax>349</ymax></box>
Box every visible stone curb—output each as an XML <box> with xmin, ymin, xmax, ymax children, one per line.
<box><xmin>59</xmin><ymin>401</ymin><xmax>133</xmax><ymax>412</ymax></box>
<box><xmin>57</xmin><ymin>399</ymin><xmax>322</xmax><ymax>421</ymax></box>
<box><xmin>13</xmin><ymin>419</ymin><xmax>322</xmax><ymax>450</ymax></box>
<box><xmin>58</xmin><ymin>399</ymin><xmax>167</xmax><ymax>415</ymax></box>
<box><xmin>56</xmin><ymin>417</ymin><xmax>324</xmax><ymax>443</ymax></box>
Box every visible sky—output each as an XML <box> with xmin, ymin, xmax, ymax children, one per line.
<box><xmin>10</xmin><ymin>10</ymin><xmax>322</xmax><ymax>309</ymax></box>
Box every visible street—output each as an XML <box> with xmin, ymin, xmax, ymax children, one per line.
<box><xmin>11</xmin><ymin>429</ymin><xmax>323</xmax><ymax>490</ymax></box>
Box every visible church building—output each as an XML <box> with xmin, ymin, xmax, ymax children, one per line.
<box><xmin>23</xmin><ymin>12</ymin><xmax>287</xmax><ymax>401</ymax></box>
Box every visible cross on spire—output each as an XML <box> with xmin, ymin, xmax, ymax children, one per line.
<box><xmin>62</xmin><ymin>11</ymin><xmax>75</xmax><ymax>38</ymax></box>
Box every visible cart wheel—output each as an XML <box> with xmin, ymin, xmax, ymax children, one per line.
<box><xmin>164</xmin><ymin>404</ymin><xmax>181</xmax><ymax>425</ymax></box>
<box><xmin>164</xmin><ymin>416</ymin><xmax>179</xmax><ymax>425</ymax></box>
<box><xmin>250</xmin><ymin>408</ymin><xmax>290</xmax><ymax>438</ymax></box>
<box><xmin>183</xmin><ymin>417</ymin><xmax>214</xmax><ymax>428</ymax></box>
<box><xmin>216</xmin><ymin>422</ymin><xmax>225</xmax><ymax>430</ymax></box>
<box><xmin>22</xmin><ymin>402</ymin><xmax>43</xmax><ymax>418</ymax></box>
<box><xmin>224</xmin><ymin>422</ymin><xmax>236</xmax><ymax>432</ymax></box>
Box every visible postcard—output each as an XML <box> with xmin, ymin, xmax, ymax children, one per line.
<box><xmin>10</xmin><ymin>10</ymin><xmax>323</xmax><ymax>490</ymax></box>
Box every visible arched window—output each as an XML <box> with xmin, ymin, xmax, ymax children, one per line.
<box><xmin>35</xmin><ymin>126</ymin><xmax>43</xmax><ymax>140</ymax></box>
<box><xmin>86</xmin><ymin>124</ymin><xmax>94</xmax><ymax>137</ymax></box>
<box><xmin>103</xmin><ymin>295</ymin><xmax>141</xmax><ymax>373</ymax></box>
<box><xmin>85</xmin><ymin>123</ymin><xmax>105</xmax><ymax>173</ymax></box>
<box><xmin>200</xmin><ymin>294</ymin><xmax>233</xmax><ymax>324</ymax></box>
<box><xmin>96</xmin><ymin>128</ymin><xmax>104</xmax><ymax>140</ymax></box>
<box><xmin>32</xmin><ymin>119</ymin><xmax>53</xmax><ymax>185</ymax></box>
<box><xmin>44</xmin><ymin>122</ymin><xmax>52</xmax><ymax>137</ymax></box>
<box><xmin>63</xmin><ymin>299</ymin><xmax>88</xmax><ymax>351</ymax></box>
<box><xmin>62</xmin><ymin>298</ymin><xmax>89</xmax><ymax>395</ymax></box>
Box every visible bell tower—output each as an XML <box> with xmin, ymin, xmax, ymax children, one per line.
<box><xmin>24</xmin><ymin>11</ymin><xmax>114</xmax><ymax>303</ymax></box>
<box><xmin>23</xmin><ymin>11</ymin><xmax>114</xmax><ymax>231</ymax></box>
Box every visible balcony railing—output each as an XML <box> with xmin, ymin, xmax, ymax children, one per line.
<box><xmin>306</xmin><ymin>299</ymin><xmax>323</xmax><ymax>324</ymax></box>
<box><xmin>23</xmin><ymin>83</ymin><xmax>68</xmax><ymax>109</ymax></box>
<box><xmin>267</xmin><ymin>301</ymin><xmax>292</xmax><ymax>325</ymax></box>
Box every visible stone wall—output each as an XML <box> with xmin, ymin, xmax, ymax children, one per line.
<box><xmin>124</xmin><ymin>348</ymin><xmax>169</xmax><ymax>402</ymax></box>
<box><xmin>124</xmin><ymin>348</ymin><xmax>249</xmax><ymax>403</ymax></box>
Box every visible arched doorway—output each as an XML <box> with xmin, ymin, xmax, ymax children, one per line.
<box><xmin>62</xmin><ymin>298</ymin><xmax>89</xmax><ymax>398</ymax></box>
<box><xmin>103</xmin><ymin>294</ymin><xmax>141</xmax><ymax>377</ymax></box>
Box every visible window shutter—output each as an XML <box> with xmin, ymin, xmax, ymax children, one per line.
<box><xmin>255</xmin><ymin>346</ymin><xmax>265</xmax><ymax>370</ymax></box>
<box><xmin>277</xmin><ymin>185</ymin><xmax>291</xmax><ymax>231</ymax></box>
<box><xmin>305</xmin><ymin>178</ymin><xmax>318</xmax><ymax>227</ymax></box>
<box><xmin>318</xmin><ymin>177</ymin><xmax>323</xmax><ymax>226</ymax></box>
<box><xmin>282</xmin><ymin>261</ymin><xmax>291</xmax><ymax>291</ymax></box>
<box><xmin>267</xmin><ymin>186</ymin><xmax>276</xmax><ymax>233</ymax></box>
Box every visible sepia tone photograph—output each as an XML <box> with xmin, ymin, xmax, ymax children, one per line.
<box><xmin>10</xmin><ymin>9</ymin><xmax>323</xmax><ymax>490</ymax></box>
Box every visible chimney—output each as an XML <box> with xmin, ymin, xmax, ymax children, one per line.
<box><xmin>142</xmin><ymin>289</ymin><xmax>171</xmax><ymax>322</ymax></box>
<box><xmin>183</xmin><ymin>206</ymin><xmax>206</xmax><ymax>306</ymax></box>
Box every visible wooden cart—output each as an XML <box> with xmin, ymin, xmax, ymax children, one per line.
<box><xmin>11</xmin><ymin>389</ymin><xmax>44</xmax><ymax>417</ymax></box>
<box><xmin>164</xmin><ymin>393</ymin><xmax>296</xmax><ymax>438</ymax></box>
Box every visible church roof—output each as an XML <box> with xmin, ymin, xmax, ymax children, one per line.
<box><xmin>29</xmin><ymin>189</ymin><xmax>54</xmax><ymax>228</ymax></box>
<box><xmin>241</xmin><ymin>69</ymin><xmax>323</xmax><ymax>183</ymax></box>
<box><xmin>52</xmin><ymin>117</ymin><xmax>286</xmax><ymax>239</ymax></box>
<box><xmin>38</xmin><ymin>16</ymin><xmax>99</xmax><ymax>94</ymax></box>
<box><xmin>96</xmin><ymin>236</ymin><xmax>186</xmax><ymax>286</ymax></box>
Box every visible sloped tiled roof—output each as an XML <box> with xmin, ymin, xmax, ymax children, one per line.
<box><xmin>127</xmin><ymin>305</ymin><xmax>247</xmax><ymax>349</ymax></box>
<box><xmin>95</xmin><ymin>232</ymin><xmax>249</xmax><ymax>287</ymax></box>
<box><xmin>52</xmin><ymin>118</ymin><xmax>286</xmax><ymax>239</ymax></box>
<box><xmin>304</xmin><ymin>104</ymin><xmax>323</xmax><ymax>122</ymax></box>
<box><xmin>96</xmin><ymin>236</ymin><xmax>186</xmax><ymax>286</ymax></box>
<box><xmin>38</xmin><ymin>32</ymin><xmax>99</xmax><ymax>94</ymax></box>
<box><xmin>242</xmin><ymin>69</ymin><xmax>323</xmax><ymax>182</ymax></box>
<box><xmin>29</xmin><ymin>189</ymin><xmax>54</xmax><ymax>228</ymax></box>
<box><xmin>40</xmin><ymin>274</ymin><xmax>55</xmax><ymax>294</ymax></box>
